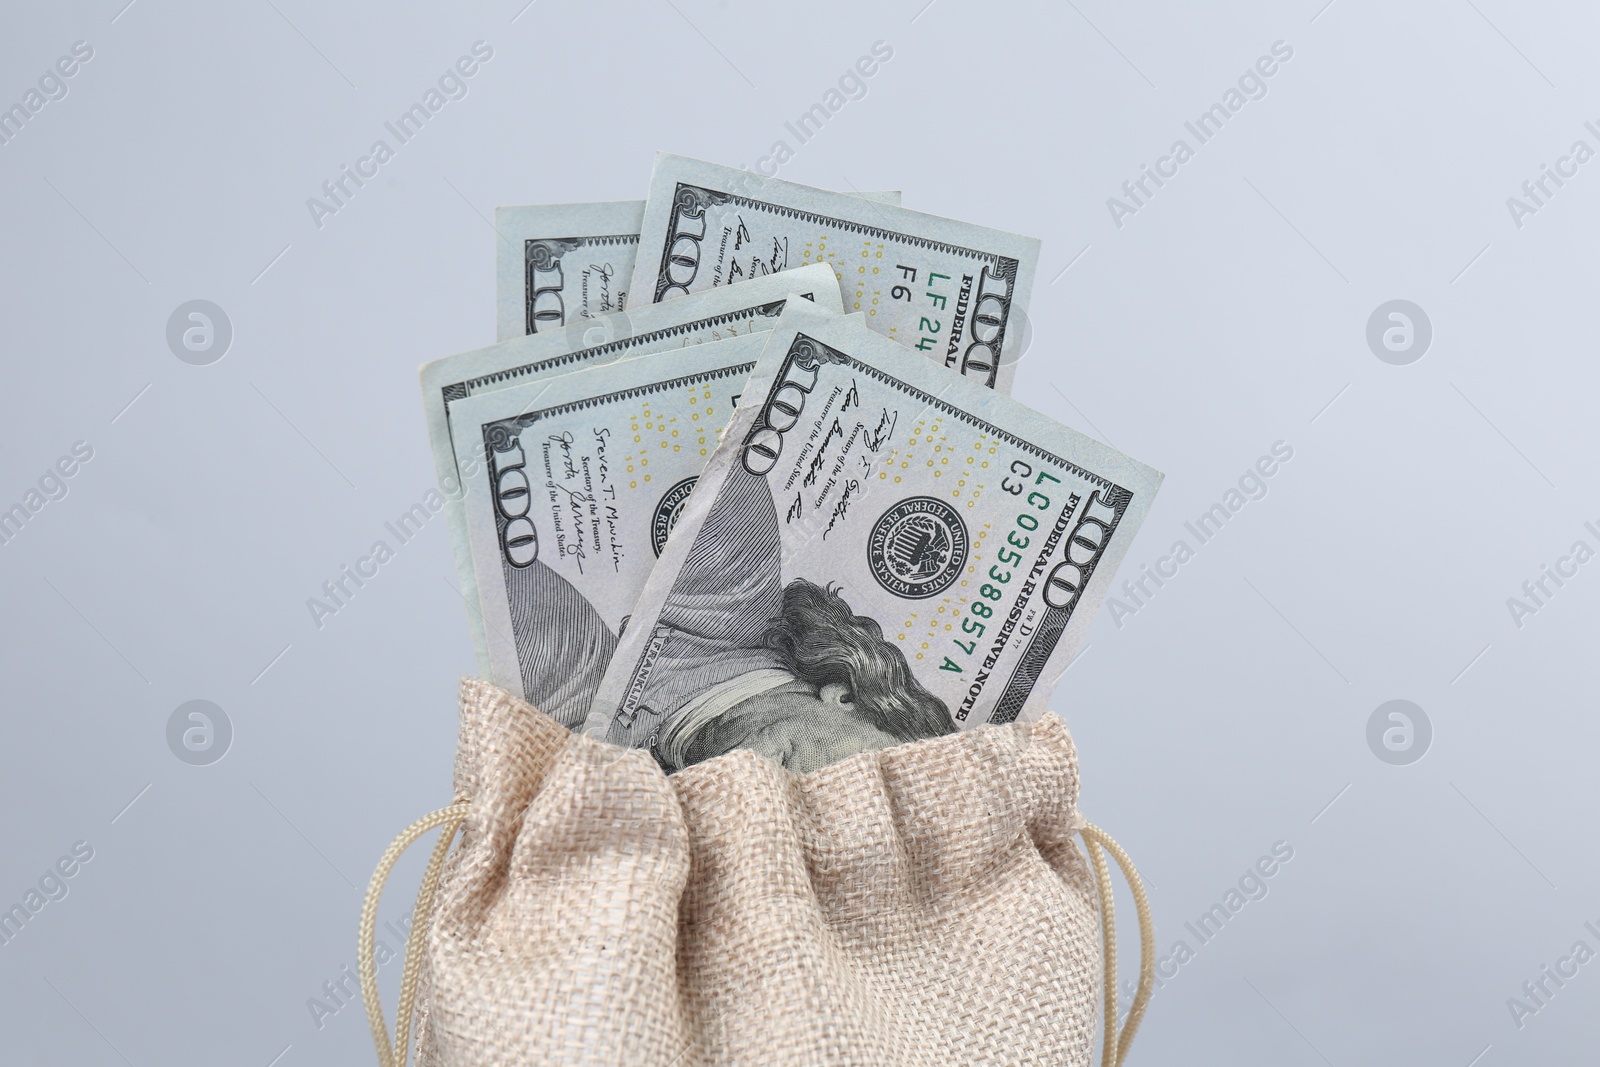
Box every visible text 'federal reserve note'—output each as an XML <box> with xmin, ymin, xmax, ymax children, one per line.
<box><xmin>629</xmin><ymin>154</ymin><xmax>1039</xmax><ymax>393</ymax></box>
<box><xmin>585</xmin><ymin>300</ymin><xmax>1161</xmax><ymax>774</ymax></box>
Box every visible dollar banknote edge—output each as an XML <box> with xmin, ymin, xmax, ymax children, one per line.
<box><xmin>422</xmin><ymin>263</ymin><xmax>846</xmax><ymax>678</ymax></box>
<box><xmin>583</xmin><ymin>300</ymin><xmax>1161</xmax><ymax>739</ymax></box>
<box><xmin>629</xmin><ymin>153</ymin><xmax>1039</xmax><ymax>393</ymax></box>
<box><xmin>447</xmin><ymin>334</ymin><xmax>767</xmax><ymax>702</ymax></box>
<box><xmin>494</xmin><ymin>192</ymin><xmax>902</xmax><ymax>342</ymax></box>
<box><xmin>494</xmin><ymin>201</ymin><xmax>645</xmax><ymax>343</ymax></box>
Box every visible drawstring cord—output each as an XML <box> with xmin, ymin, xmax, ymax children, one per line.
<box><xmin>360</xmin><ymin>806</ymin><xmax>1154</xmax><ymax>1067</ymax></box>
<box><xmin>1081</xmin><ymin>821</ymin><xmax>1155</xmax><ymax>1067</ymax></box>
<box><xmin>360</xmin><ymin>803</ymin><xmax>470</xmax><ymax>1067</ymax></box>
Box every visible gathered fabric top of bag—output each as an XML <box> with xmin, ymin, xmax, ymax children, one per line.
<box><xmin>362</xmin><ymin>678</ymin><xmax>1151</xmax><ymax>1067</ymax></box>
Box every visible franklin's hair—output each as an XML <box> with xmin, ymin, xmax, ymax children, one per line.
<box><xmin>764</xmin><ymin>579</ymin><xmax>953</xmax><ymax>743</ymax></box>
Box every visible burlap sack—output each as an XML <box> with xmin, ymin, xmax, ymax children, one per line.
<box><xmin>361</xmin><ymin>678</ymin><xmax>1149</xmax><ymax>1067</ymax></box>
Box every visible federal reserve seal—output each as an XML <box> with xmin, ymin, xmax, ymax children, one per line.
<box><xmin>651</xmin><ymin>477</ymin><xmax>698</xmax><ymax>556</ymax></box>
<box><xmin>867</xmin><ymin>496</ymin><xmax>970</xmax><ymax>599</ymax></box>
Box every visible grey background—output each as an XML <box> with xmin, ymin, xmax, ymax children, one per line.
<box><xmin>2</xmin><ymin>0</ymin><xmax>1595</xmax><ymax>1063</ymax></box>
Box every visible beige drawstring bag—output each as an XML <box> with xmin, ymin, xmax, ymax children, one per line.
<box><xmin>361</xmin><ymin>679</ymin><xmax>1152</xmax><ymax>1066</ymax></box>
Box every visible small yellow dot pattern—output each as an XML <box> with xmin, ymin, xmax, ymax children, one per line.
<box><xmin>624</xmin><ymin>386</ymin><xmax>720</xmax><ymax>490</ymax></box>
<box><xmin>876</xmin><ymin>420</ymin><xmax>995</xmax><ymax>497</ymax></box>
<box><xmin>883</xmin><ymin>424</ymin><xmax>1001</xmax><ymax>654</ymax></box>
<box><xmin>799</xmin><ymin>237</ymin><xmax>893</xmax><ymax>339</ymax></box>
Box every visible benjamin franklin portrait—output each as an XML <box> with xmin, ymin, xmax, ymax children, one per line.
<box><xmin>512</xmin><ymin>463</ymin><xmax>953</xmax><ymax>774</ymax></box>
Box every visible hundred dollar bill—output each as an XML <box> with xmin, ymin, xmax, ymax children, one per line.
<box><xmin>424</xmin><ymin>263</ymin><xmax>845</xmax><ymax>676</ymax></box>
<box><xmin>495</xmin><ymin>201</ymin><xmax>640</xmax><ymax>342</ymax></box>
<box><xmin>450</xmin><ymin>333</ymin><xmax>770</xmax><ymax>726</ymax></box>
<box><xmin>583</xmin><ymin>300</ymin><xmax>1162</xmax><ymax>774</ymax></box>
<box><xmin>496</xmin><ymin>191</ymin><xmax>902</xmax><ymax>341</ymax></box>
<box><xmin>628</xmin><ymin>153</ymin><xmax>1040</xmax><ymax>393</ymax></box>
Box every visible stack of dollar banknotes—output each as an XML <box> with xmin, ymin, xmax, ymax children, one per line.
<box><xmin>422</xmin><ymin>153</ymin><xmax>1163</xmax><ymax>776</ymax></box>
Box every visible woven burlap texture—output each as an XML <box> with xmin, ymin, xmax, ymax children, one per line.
<box><xmin>412</xmin><ymin>677</ymin><xmax>1102</xmax><ymax>1067</ymax></box>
